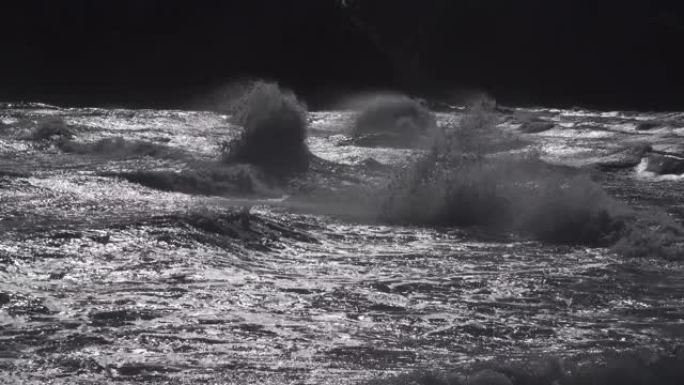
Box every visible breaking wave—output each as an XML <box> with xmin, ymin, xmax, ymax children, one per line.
<box><xmin>377</xmin><ymin>103</ymin><xmax>684</xmax><ymax>257</ymax></box>
<box><xmin>221</xmin><ymin>81</ymin><xmax>310</xmax><ymax>176</ymax></box>
<box><xmin>347</xmin><ymin>93</ymin><xmax>437</xmax><ymax>148</ymax></box>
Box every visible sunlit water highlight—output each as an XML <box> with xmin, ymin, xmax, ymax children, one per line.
<box><xmin>0</xmin><ymin>105</ymin><xmax>682</xmax><ymax>384</ymax></box>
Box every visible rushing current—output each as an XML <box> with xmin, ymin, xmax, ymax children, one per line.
<box><xmin>0</xmin><ymin>102</ymin><xmax>683</xmax><ymax>384</ymax></box>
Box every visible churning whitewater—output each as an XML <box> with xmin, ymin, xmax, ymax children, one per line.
<box><xmin>1</xmin><ymin>98</ymin><xmax>683</xmax><ymax>384</ymax></box>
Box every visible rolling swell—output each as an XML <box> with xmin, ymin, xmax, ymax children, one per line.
<box><xmin>100</xmin><ymin>165</ymin><xmax>261</xmax><ymax>197</ymax></box>
<box><xmin>59</xmin><ymin>137</ymin><xmax>176</xmax><ymax>159</ymax></box>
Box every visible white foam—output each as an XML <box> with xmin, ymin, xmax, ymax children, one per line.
<box><xmin>635</xmin><ymin>158</ymin><xmax>684</xmax><ymax>181</ymax></box>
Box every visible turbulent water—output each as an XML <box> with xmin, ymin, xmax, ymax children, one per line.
<box><xmin>0</xmin><ymin>103</ymin><xmax>683</xmax><ymax>384</ymax></box>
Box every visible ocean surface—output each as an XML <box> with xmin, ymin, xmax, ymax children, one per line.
<box><xmin>0</xmin><ymin>103</ymin><xmax>683</xmax><ymax>384</ymax></box>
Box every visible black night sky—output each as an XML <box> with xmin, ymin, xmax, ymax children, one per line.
<box><xmin>1</xmin><ymin>0</ymin><xmax>683</xmax><ymax>110</ymax></box>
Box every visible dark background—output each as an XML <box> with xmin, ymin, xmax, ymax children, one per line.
<box><xmin>1</xmin><ymin>0</ymin><xmax>683</xmax><ymax>110</ymax></box>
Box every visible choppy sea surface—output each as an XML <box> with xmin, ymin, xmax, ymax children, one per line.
<box><xmin>0</xmin><ymin>104</ymin><xmax>683</xmax><ymax>384</ymax></box>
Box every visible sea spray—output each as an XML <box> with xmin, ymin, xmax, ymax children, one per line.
<box><xmin>377</xmin><ymin>99</ymin><xmax>682</xmax><ymax>255</ymax></box>
<box><xmin>222</xmin><ymin>81</ymin><xmax>310</xmax><ymax>176</ymax></box>
<box><xmin>347</xmin><ymin>93</ymin><xmax>437</xmax><ymax>148</ymax></box>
